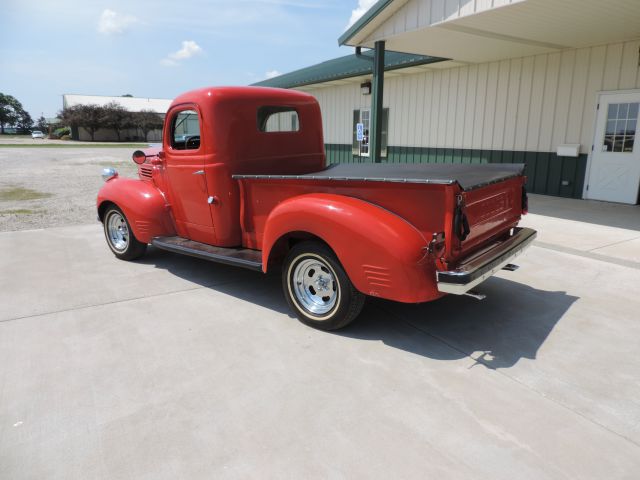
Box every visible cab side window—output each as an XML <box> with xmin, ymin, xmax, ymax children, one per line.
<box><xmin>171</xmin><ymin>109</ymin><xmax>201</xmax><ymax>150</ymax></box>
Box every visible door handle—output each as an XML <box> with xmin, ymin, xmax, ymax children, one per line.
<box><xmin>193</xmin><ymin>170</ymin><xmax>205</xmax><ymax>175</ymax></box>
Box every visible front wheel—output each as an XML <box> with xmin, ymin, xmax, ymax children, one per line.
<box><xmin>103</xmin><ymin>206</ymin><xmax>147</xmax><ymax>260</ymax></box>
<box><xmin>282</xmin><ymin>241</ymin><xmax>365</xmax><ymax>330</ymax></box>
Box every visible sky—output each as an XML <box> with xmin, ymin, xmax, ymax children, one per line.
<box><xmin>0</xmin><ymin>0</ymin><xmax>377</xmax><ymax>120</ymax></box>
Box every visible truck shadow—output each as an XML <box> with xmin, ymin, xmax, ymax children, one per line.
<box><xmin>343</xmin><ymin>278</ymin><xmax>578</xmax><ymax>369</ymax></box>
<box><xmin>141</xmin><ymin>247</ymin><xmax>577</xmax><ymax>369</ymax></box>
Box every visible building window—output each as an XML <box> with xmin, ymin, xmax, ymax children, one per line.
<box><xmin>171</xmin><ymin>109</ymin><xmax>200</xmax><ymax>150</ymax></box>
<box><xmin>604</xmin><ymin>102</ymin><xmax>638</xmax><ymax>153</ymax></box>
<box><xmin>352</xmin><ymin>108</ymin><xmax>388</xmax><ymax>158</ymax></box>
<box><xmin>257</xmin><ymin>106</ymin><xmax>300</xmax><ymax>132</ymax></box>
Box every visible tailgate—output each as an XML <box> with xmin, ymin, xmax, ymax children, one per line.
<box><xmin>450</xmin><ymin>176</ymin><xmax>526</xmax><ymax>261</ymax></box>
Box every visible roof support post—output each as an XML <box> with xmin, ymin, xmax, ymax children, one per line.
<box><xmin>370</xmin><ymin>41</ymin><xmax>385</xmax><ymax>163</ymax></box>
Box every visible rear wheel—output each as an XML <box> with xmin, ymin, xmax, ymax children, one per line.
<box><xmin>282</xmin><ymin>241</ymin><xmax>365</xmax><ymax>330</ymax></box>
<box><xmin>103</xmin><ymin>206</ymin><xmax>147</xmax><ymax>260</ymax></box>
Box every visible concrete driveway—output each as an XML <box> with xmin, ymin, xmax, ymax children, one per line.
<box><xmin>1</xmin><ymin>196</ymin><xmax>639</xmax><ymax>479</ymax></box>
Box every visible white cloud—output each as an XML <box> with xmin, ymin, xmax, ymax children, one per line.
<box><xmin>160</xmin><ymin>41</ymin><xmax>203</xmax><ymax>67</ymax></box>
<box><xmin>265</xmin><ymin>70</ymin><xmax>282</xmax><ymax>79</ymax></box>
<box><xmin>98</xmin><ymin>9</ymin><xmax>138</xmax><ymax>35</ymax></box>
<box><xmin>346</xmin><ymin>0</ymin><xmax>377</xmax><ymax>29</ymax></box>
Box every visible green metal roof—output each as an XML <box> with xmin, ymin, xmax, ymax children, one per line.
<box><xmin>252</xmin><ymin>50</ymin><xmax>445</xmax><ymax>89</ymax></box>
<box><xmin>338</xmin><ymin>0</ymin><xmax>395</xmax><ymax>46</ymax></box>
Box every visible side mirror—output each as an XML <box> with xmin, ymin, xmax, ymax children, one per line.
<box><xmin>132</xmin><ymin>150</ymin><xmax>146</xmax><ymax>165</ymax></box>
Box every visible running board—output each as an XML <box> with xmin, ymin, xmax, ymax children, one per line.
<box><xmin>151</xmin><ymin>236</ymin><xmax>263</xmax><ymax>271</ymax></box>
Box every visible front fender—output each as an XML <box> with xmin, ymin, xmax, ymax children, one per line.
<box><xmin>97</xmin><ymin>177</ymin><xmax>175</xmax><ymax>243</ymax></box>
<box><xmin>262</xmin><ymin>193</ymin><xmax>442</xmax><ymax>303</ymax></box>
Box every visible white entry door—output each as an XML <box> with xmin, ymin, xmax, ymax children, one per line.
<box><xmin>587</xmin><ymin>92</ymin><xmax>640</xmax><ymax>204</ymax></box>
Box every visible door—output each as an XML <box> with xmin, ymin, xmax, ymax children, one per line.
<box><xmin>164</xmin><ymin>107</ymin><xmax>215</xmax><ymax>242</ymax></box>
<box><xmin>587</xmin><ymin>92</ymin><xmax>640</xmax><ymax>204</ymax></box>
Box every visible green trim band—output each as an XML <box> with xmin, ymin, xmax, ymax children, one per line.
<box><xmin>324</xmin><ymin>144</ymin><xmax>587</xmax><ymax>199</ymax></box>
<box><xmin>338</xmin><ymin>0</ymin><xmax>395</xmax><ymax>46</ymax></box>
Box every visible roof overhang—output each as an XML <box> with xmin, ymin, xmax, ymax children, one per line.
<box><xmin>340</xmin><ymin>0</ymin><xmax>640</xmax><ymax>63</ymax></box>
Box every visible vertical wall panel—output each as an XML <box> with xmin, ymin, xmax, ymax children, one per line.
<box><xmin>503</xmin><ymin>57</ymin><xmax>522</xmax><ymax>151</ymax></box>
<box><xmin>445</xmin><ymin>68</ymin><xmax>460</xmax><ymax>147</ymax></box>
<box><xmin>430</xmin><ymin>71</ymin><xmax>442</xmax><ymax>146</ymax></box>
<box><xmin>408</xmin><ymin>73</ymin><xmax>420</xmax><ymax>147</ymax></box>
<box><xmin>538</xmin><ymin>52</ymin><xmax>560</xmax><ymax>151</ymax></box>
<box><xmin>551</xmin><ymin>49</ymin><xmax>576</xmax><ymax>149</ymax></box>
<box><xmin>473</xmin><ymin>63</ymin><xmax>489</xmax><ymax>149</ymax></box>
<box><xmin>602</xmin><ymin>43</ymin><xmax>624</xmax><ymax>90</ymax></box>
<box><xmin>526</xmin><ymin>54</ymin><xmax>547</xmax><ymax>151</ymax></box>
<box><xmin>515</xmin><ymin>56</ymin><xmax>534</xmax><ymax>151</ymax></box>
<box><xmin>438</xmin><ymin>69</ymin><xmax>451</xmax><ymax>147</ymax></box>
<box><xmin>492</xmin><ymin>59</ymin><xmax>511</xmax><ymax>151</ymax></box>
<box><xmin>405</xmin><ymin>1</ymin><xmax>419</xmax><ymax>31</ymax></box>
<box><xmin>454</xmin><ymin>66</ymin><xmax>468</xmax><ymax>147</ymax></box>
<box><xmin>566</xmin><ymin>48</ymin><xmax>590</xmax><ymax>144</ymax></box>
<box><xmin>482</xmin><ymin>62</ymin><xmax>500</xmax><ymax>149</ymax></box>
<box><xmin>462</xmin><ymin>65</ymin><xmax>478</xmax><ymax>149</ymax></box>
<box><xmin>619</xmin><ymin>40</ymin><xmax>640</xmax><ymax>89</ymax></box>
<box><xmin>580</xmin><ymin>45</ymin><xmax>606</xmax><ymax>150</ymax></box>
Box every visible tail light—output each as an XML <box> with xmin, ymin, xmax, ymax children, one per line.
<box><xmin>522</xmin><ymin>184</ymin><xmax>529</xmax><ymax>215</ymax></box>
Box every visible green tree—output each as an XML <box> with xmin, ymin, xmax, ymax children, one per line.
<box><xmin>102</xmin><ymin>102</ymin><xmax>133</xmax><ymax>141</ymax></box>
<box><xmin>59</xmin><ymin>104</ymin><xmax>106</xmax><ymax>141</ymax></box>
<box><xmin>16</xmin><ymin>111</ymin><xmax>33</xmax><ymax>132</ymax></box>
<box><xmin>135</xmin><ymin>110</ymin><xmax>164</xmax><ymax>141</ymax></box>
<box><xmin>81</xmin><ymin>105</ymin><xmax>105</xmax><ymax>141</ymax></box>
<box><xmin>0</xmin><ymin>93</ymin><xmax>29</xmax><ymax>134</ymax></box>
<box><xmin>36</xmin><ymin>115</ymin><xmax>48</xmax><ymax>133</ymax></box>
<box><xmin>58</xmin><ymin>105</ymin><xmax>82</xmax><ymax>130</ymax></box>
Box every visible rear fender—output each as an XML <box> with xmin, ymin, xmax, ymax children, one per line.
<box><xmin>262</xmin><ymin>193</ymin><xmax>442</xmax><ymax>303</ymax></box>
<box><xmin>97</xmin><ymin>177</ymin><xmax>175</xmax><ymax>243</ymax></box>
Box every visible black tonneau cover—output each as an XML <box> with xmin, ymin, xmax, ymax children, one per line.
<box><xmin>234</xmin><ymin>163</ymin><xmax>525</xmax><ymax>191</ymax></box>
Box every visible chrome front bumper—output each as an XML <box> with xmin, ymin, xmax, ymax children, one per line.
<box><xmin>436</xmin><ymin>227</ymin><xmax>537</xmax><ymax>295</ymax></box>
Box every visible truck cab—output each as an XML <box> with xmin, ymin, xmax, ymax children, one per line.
<box><xmin>98</xmin><ymin>86</ymin><xmax>535</xmax><ymax>330</ymax></box>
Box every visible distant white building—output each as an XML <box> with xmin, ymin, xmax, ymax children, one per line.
<box><xmin>61</xmin><ymin>94</ymin><xmax>172</xmax><ymax>142</ymax></box>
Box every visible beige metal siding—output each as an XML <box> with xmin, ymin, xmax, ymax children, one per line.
<box><xmin>304</xmin><ymin>40</ymin><xmax>640</xmax><ymax>155</ymax></box>
<box><xmin>370</xmin><ymin>0</ymin><xmax>521</xmax><ymax>41</ymax></box>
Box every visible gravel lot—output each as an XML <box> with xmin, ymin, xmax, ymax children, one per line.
<box><xmin>0</xmin><ymin>144</ymin><xmax>141</xmax><ymax>231</ymax></box>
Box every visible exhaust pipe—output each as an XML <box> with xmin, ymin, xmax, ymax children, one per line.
<box><xmin>464</xmin><ymin>290</ymin><xmax>486</xmax><ymax>301</ymax></box>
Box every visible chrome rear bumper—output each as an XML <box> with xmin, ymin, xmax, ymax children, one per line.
<box><xmin>437</xmin><ymin>227</ymin><xmax>537</xmax><ymax>295</ymax></box>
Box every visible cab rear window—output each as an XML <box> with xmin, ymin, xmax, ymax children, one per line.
<box><xmin>257</xmin><ymin>106</ymin><xmax>299</xmax><ymax>133</ymax></box>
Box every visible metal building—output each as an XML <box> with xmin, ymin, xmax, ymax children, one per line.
<box><xmin>255</xmin><ymin>0</ymin><xmax>640</xmax><ymax>204</ymax></box>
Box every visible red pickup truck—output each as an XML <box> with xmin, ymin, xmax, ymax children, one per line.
<box><xmin>97</xmin><ymin>86</ymin><xmax>536</xmax><ymax>330</ymax></box>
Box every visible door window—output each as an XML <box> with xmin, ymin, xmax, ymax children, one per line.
<box><xmin>603</xmin><ymin>102</ymin><xmax>638</xmax><ymax>153</ymax></box>
<box><xmin>171</xmin><ymin>109</ymin><xmax>201</xmax><ymax>150</ymax></box>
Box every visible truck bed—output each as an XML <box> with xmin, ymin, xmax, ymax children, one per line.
<box><xmin>233</xmin><ymin>162</ymin><xmax>525</xmax><ymax>191</ymax></box>
<box><xmin>235</xmin><ymin>162</ymin><xmax>527</xmax><ymax>265</ymax></box>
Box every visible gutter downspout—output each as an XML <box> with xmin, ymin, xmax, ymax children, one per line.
<box><xmin>370</xmin><ymin>41</ymin><xmax>385</xmax><ymax>163</ymax></box>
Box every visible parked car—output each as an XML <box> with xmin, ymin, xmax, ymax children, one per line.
<box><xmin>31</xmin><ymin>130</ymin><xmax>45</xmax><ymax>139</ymax></box>
<box><xmin>97</xmin><ymin>86</ymin><xmax>535</xmax><ymax>330</ymax></box>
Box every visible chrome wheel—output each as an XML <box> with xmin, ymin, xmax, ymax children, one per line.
<box><xmin>291</xmin><ymin>255</ymin><xmax>339</xmax><ymax>317</ymax></box>
<box><xmin>106</xmin><ymin>211</ymin><xmax>129</xmax><ymax>252</ymax></box>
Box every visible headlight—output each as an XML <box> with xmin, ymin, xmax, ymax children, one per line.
<box><xmin>101</xmin><ymin>167</ymin><xmax>118</xmax><ymax>182</ymax></box>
